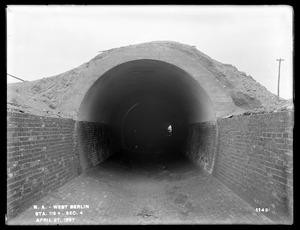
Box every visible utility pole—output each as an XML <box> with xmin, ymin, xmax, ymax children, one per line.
<box><xmin>276</xmin><ymin>58</ymin><xmax>284</xmax><ymax>97</ymax></box>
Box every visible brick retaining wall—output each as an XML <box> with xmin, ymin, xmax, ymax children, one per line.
<box><xmin>7</xmin><ymin>112</ymin><xmax>80</xmax><ymax>219</ymax></box>
<box><xmin>7</xmin><ymin>110</ymin><xmax>294</xmax><ymax>223</ymax></box>
<box><xmin>214</xmin><ymin>111</ymin><xmax>294</xmax><ymax>223</ymax></box>
<box><xmin>75</xmin><ymin>121</ymin><xmax>121</xmax><ymax>172</ymax></box>
<box><xmin>183</xmin><ymin>122</ymin><xmax>218</xmax><ymax>174</ymax></box>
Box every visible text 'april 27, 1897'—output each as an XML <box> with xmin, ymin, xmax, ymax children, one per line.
<box><xmin>33</xmin><ymin>204</ymin><xmax>90</xmax><ymax>223</ymax></box>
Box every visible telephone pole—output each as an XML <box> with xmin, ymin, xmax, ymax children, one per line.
<box><xmin>276</xmin><ymin>58</ymin><xmax>284</xmax><ymax>97</ymax></box>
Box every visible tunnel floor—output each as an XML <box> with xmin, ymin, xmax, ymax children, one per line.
<box><xmin>8</xmin><ymin>151</ymin><xmax>273</xmax><ymax>225</ymax></box>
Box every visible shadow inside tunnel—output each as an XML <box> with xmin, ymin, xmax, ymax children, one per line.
<box><xmin>92</xmin><ymin>149</ymin><xmax>203</xmax><ymax>181</ymax></box>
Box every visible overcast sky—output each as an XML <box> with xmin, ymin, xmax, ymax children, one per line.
<box><xmin>7</xmin><ymin>5</ymin><xmax>293</xmax><ymax>99</ymax></box>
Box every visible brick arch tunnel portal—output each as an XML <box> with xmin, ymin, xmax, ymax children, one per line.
<box><xmin>77</xmin><ymin>59</ymin><xmax>217</xmax><ymax>172</ymax></box>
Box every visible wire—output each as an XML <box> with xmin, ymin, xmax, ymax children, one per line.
<box><xmin>7</xmin><ymin>73</ymin><xmax>27</xmax><ymax>82</ymax></box>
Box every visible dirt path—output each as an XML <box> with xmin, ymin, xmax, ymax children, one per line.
<box><xmin>7</xmin><ymin>152</ymin><xmax>273</xmax><ymax>225</ymax></box>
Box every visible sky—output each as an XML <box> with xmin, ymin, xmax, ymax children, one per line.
<box><xmin>7</xmin><ymin>5</ymin><xmax>293</xmax><ymax>99</ymax></box>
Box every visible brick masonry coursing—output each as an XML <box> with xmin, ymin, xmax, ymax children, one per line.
<box><xmin>7</xmin><ymin>111</ymin><xmax>294</xmax><ymax>223</ymax></box>
<box><xmin>214</xmin><ymin>111</ymin><xmax>294</xmax><ymax>223</ymax></box>
<box><xmin>183</xmin><ymin>122</ymin><xmax>218</xmax><ymax>174</ymax></box>
<box><xmin>7</xmin><ymin>112</ymin><xmax>80</xmax><ymax>219</ymax></box>
<box><xmin>75</xmin><ymin>121</ymin><xmax>121</xmax><ymax>172</ymax></box>
<box><xmin>7</xmin><ymin>113</ymin><xmax>122</xmax><ymax>220</ymax></box>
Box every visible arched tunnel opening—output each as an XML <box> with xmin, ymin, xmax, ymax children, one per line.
<box><xmin>8</xmin><ymin>55</ymin><xmax>290</xmax><ymax>224</ymax></box>
<box><xmin>77</xmin><ymin>59</ymin><xmax>217</xmax><ymax>172</ymax></box>
<box><xmin>7</xmin><ymin>38</ymin><xmax>292</xmax><ymax>223</ymax></box>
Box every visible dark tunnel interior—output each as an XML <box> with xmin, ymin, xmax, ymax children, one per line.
<box><xmin>78</xmin><ymin>59</ymin><xmax>216</xmax><ymax>166</ymax></box>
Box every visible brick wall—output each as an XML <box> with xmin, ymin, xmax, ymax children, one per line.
<box><xmin>214</xmin><ymin>111</ymin><xmax>294</xmax><ymax>223</ymax></box>
<box><xmin>7</xmin><ymin>112</ymin><xmax>81</xmax><ymax>219</ymax></box>
<box><xmin>75</xmin><ymin>121</ymin><xmax>121</xmax><ymax>172</ymax></box>
<box><xmin>183</xmin><ymin>122</ymin><xmax>218</xmax><ymax>174</ymax></box>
